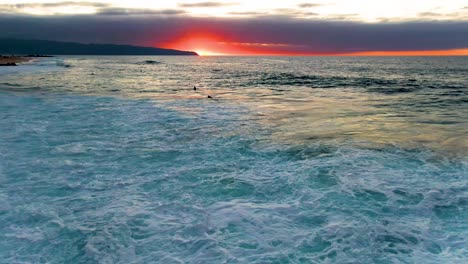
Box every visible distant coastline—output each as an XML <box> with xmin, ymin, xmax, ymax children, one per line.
<box><xmin>0</xmin><ymin>39</ymin><xmax>199</xmax><ymax>56</ymax></box>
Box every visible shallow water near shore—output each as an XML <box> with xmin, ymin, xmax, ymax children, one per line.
<box><xmin>0</xmin><ymin>56</ymin><xmax>467</xmax><ymax>263</ymax></box>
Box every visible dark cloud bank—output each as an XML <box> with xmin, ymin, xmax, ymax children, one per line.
<box><xmin>0</xmin><ymin>13</ymin><xmax>467</xmax><ymax>54</ymax></box>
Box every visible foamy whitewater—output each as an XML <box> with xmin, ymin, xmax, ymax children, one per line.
<box><xmin>0</xmin><ymin>56</ymin><xmax>467</xmax><ymax>263</ymax></box>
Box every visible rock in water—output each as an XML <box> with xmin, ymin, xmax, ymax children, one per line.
<box><xmin>0</xmin><ymin>62</ymin><xmax>17</xmax><ymax>66</ymax></box>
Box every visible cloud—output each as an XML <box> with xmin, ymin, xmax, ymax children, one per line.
<box><xmin>228</xmin><ymin>11</ymin><xmax>268</xmax><ymax>16</ymax></box>
<box><xmin>178</xmin><ymin>2</ymin><xmax>238</xmax><ymax>8</ymax></box>
<box><xmin>417</xmin><ymin>11</ymin><xmax>468</xmax><ymax>21</ymax></box>
<box><xmin>0</xmin><ymin>14</ymin><xmax>466</xmax><ymax>54</ymax></box>
<box><xmin>0</xmin><ymin>2</ymin><xmax>186</xmax><ymax>16</ymax></box>
<box><xmin>228</xmin><ymin>9</ymin><xmax>318</xmax><ymax>18</ymax></box>
<box><xmin>273</xmin><ymin>8</ymin><xmax>319</xmax><ymax>17</ymax></box>
<box><xmin>7</xmin><ymin>1</ymin><xmax>109</xmax><ymax>9</ymax></box>
<box><xmin>327</xmin><ymin>13</ymin><xmax>359</xmax><ymax>20</ymax></box>
<box><xmin>298</xmin><ymin>3</ymin><xmax>324</xmax><ymax>8</ymax></box>
<box><xmin>419</xmin><ymin>12</ymin><xmax>443</xmax><ymax>17</ymax></box>
<box><xmin>0</xmin><ymin>1</ymin><xmax>110</xmax><ymax>15</ymax></box>
<box><xmin>97</xmin><ymin>8</ymin><xmax>186</xmax><ymax>16</ymax></box>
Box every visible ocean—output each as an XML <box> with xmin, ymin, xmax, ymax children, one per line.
<box><xmin>0</xmin><ymin>56</ymin><xmax>467</xmax><ymax>263</ymax></box>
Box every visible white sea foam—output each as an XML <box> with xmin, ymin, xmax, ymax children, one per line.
<box><xmin>0</xmin><ymin>56</ymin><xmax>466</xmax><ymax>263</ymax></box>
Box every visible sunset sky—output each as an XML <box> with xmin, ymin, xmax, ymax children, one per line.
<box><xmin>1</xmin><ymin>0</ymin><xmax>467</xmax><ymax>55</ymax></box>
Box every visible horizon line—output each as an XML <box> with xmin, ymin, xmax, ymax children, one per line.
<box><xmin>195</xmin><ymin>48</ymin><xmax>468</xmax><ymax>57</ymax></box>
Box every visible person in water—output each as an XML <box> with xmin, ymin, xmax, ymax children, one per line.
<box><xmin>193</xmin><ymin>86</ymin><xmax>212</xmax><ymax>98</ymax></box>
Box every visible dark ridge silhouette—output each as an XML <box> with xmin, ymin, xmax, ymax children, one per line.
<box><xmin>0</xmin><ymin>39</ymin><xmax>198</xmax><ymax>56</ymax></box>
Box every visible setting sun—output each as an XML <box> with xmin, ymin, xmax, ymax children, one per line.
<box><xmin>195</xmin><ymin>50</ymin><xmax>225</xmax><ymax>56</ymax></box>
<box><xmin>160</xmin><ymin>32</ymin><xmax>228</xmax><ymax>55</ymax></box>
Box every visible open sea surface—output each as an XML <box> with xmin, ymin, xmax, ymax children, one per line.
<box><xmin>0</xmin><ymin>56</ymin><xmax>467</xmax><ymax>263</ymax></box>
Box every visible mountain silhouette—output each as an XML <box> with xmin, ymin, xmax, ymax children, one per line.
<box><xmin>0</xmin><ymin>39</ymin><xmax>198</xmax><ymax>56</ymax></box>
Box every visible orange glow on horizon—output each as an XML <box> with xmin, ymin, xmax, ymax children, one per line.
<box><xmin>160</xmin><ymin>32</ymin><xmax>229</xmax><ymax>56</ymax></box>
<box><xmin>188</xmin><ymin>47</ymin><xmax>468</xmax><ymax>57</ymax></box>
<box><xmin>343</xmin><ymin>49</ymin><xmax>468</xmax><ymax>56</ymax></box>
<box><xmin>158</xmin><ymin>32</ymin><xmax>468</xmax><ymax>56</ymax></box>
<box><xmin>159</xmin><ymin>31</ymin><xmax>305</xmax><ymax>56</ymax></box>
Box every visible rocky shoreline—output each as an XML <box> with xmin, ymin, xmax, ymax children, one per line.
<box><xmin>0</xmin><ymin>56</ymin><xmax>33</xmax><ymax>66</ymax></box>
<box><xmin>0</xmin><ymin>55</ymin><xmax>53</xmax><ymax>66</ymax></box>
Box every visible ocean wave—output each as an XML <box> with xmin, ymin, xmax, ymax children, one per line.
<box><xmin>0</xmin><ymin>93</ymin><xmax>466</xmax><ymax>263</ymax></box>
<box><xmin>0</xmin><ymin>56</ymin><xmax>466</xmax><ymax>263</ymax></box>
<box><xmin>55</xmin><ymin>60</ymin><xmax>72</xmax><ymax>68</ymax></box>
<box><xmin>0</xmin><ymin>83</ymin><xmax>22</xmax><ymax>87</ymax></box>
<box><xmin>246</xmin><ymin>72</ymin><xmax>466</xmax><ymax>95</ymax></box>
<box><xmin>140</xmin><ymin>60</ymin><xmax>162</xmax><ymax>65</ymax></box>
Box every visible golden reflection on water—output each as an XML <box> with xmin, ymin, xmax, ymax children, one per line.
<box><xmin>249</xmin><ymin>90</ymin><xmax>468</xmax><ymax>155</ymax></box>
<box><xmin>128</xmin><ymin>84</ymin><xmax>468</xmax><ymax>155</ymax></box>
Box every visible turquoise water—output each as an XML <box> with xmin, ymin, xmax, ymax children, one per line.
<box><xmin>0</xmin><ymin>56</ymin><xmax>467</xmax><ymax>263</ymax></box>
